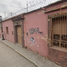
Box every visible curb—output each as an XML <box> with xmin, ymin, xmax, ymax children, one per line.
<box><xmin>0</xmin><ymin>40</ymin><xmax>39</xmax><ymax>67</ymax></box>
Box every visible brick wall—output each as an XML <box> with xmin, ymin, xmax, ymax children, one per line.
<box><xmin>48</xmin><ymin>47</ymin><xmax>67</xmax><ymax>67</ymax></box>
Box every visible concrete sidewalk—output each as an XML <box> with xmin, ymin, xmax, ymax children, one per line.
<box><xmin>0</xmin><ymin>38</ymin><xmax>62</xmax><ymax>67</ymax></box>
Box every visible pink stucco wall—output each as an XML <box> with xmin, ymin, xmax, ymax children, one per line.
<box><xmin>46</xmin><ymin>1</ymin><xmax>67</xmax><ymax>14</ymax></box>
<box><xmin>24</xmin><ymin>1</ymin><xmax>67</xmax><ymax>57</ymax></box>
<box><xmin>46</xmin><ymin>1</ymin><xmax>67</xmax><ymax>11</ymax></box>
<box><xmin>1</xmin><ymin>0</ymin><xmax>67</xmax><ymax>58</ymax></box>
<box><xmin>24</xmin><ymin>10</ymin><xmax>48</xmax><ymax>57</ymax></box>
<box><xmin>2</xmin><ymin>20</ymin><xmax>14</xmax><ymax>43</ymax></box>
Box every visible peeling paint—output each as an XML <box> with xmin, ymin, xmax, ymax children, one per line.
<box><xmin>42</xmin><ymin>10</ymin><xmax>45</xmax><ymax>13</ymax></box>
<box><xmin>48</xmin><ymin>19</ymin><xmax>50</xmax><ymax>21</ymax></box>
<box><xmin>41</xmin><ymin>37</ymin><xmax>46</xmax><ymax>41</ymax></box>
<box><xmin>37</xmin><ymin>45</ymin><xmax>39</xmax><ymax>47</ymax></box>
<box><xmin>30</xmin><ymin>44</ymin><xmax>35</xmax><ymax>46</ymax></box>
<box><xmin>38</xmin><ymin>10</ymin><xmax>45</xmax><ymax>15</ymax></box>
<box><xmin>40</xmin><ymin>10</ymin><xmax>45</xmax><ymax>14</ymax></box>
<box><xmin>38</xmin><ymin>13</ymin><xmax>40</xmax><ymax>14</ymax></box>
<box><xmin>46</xmin><ymin>35</ymin><xmax>48</xmax><ymax>37</ymax></box>
<box><xmin>38</xmin><ymin>37</ymin><xmax>39</xmax><ymax>39</ymax></box>
<box><xmin>41</xmin><ymin>37</ymin><xmax>48</xmax><ymax>41</ymax></box>
<box><xmin>61</xmin><ymin>4</ymin><xmax>67</xmax><ymax>7</ymax></box>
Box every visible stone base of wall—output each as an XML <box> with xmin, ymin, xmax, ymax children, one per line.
<box><xmin>48</xmin><ymin>47</ymin><xmax>67</xmax><ymax>67</ymax></box>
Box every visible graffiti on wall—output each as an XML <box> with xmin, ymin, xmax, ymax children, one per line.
<box><xmin>29</xmin><ymin>27</ymin><xmax>43</xmax><ymax>35</ymax></box>
<box><xmin>30</xmin><ymin>37</ymin><xmax>35</xmax><ymax>43</ymax></box>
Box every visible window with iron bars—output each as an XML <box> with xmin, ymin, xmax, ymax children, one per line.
<box><xmin>48</xmin><ymin>13</ymin><xmax>67</xmax><ymax>49</ymax></box>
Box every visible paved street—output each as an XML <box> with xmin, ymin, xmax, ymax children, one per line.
<box><xmin>0</xmin><ymin>42</ymin><xmax>37</xmax><ymax>67</ymax></box>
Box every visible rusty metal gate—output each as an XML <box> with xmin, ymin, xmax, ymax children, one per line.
<box><xmin>48</xmin><ymin>12</ymin><xmax>67</xmax><ymax>48</ymax></box>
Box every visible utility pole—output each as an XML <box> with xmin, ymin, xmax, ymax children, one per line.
<box><xmin>10</xmin><ymin>12</ymin><xmax>12</xmax><ymax>17</ymax></box>
<box><xmin>27</xmin><ymin>0</ymin><xmax>28</xmax><ymax>12</ymax></box>
<box><xmin>0</xmin><ymin>16</ymin><xmax>5</xmax><ymax>40</ymax></box>
<box><xmin>4</xmin><ymin>12</ymin><xmax>6</xmax><ymax>19</ymax></box>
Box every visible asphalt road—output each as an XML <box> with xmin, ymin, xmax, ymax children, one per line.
<box><xmin>0</xmin><ymin>42</ymin><xmax>37</xmax><ymax>67</ymax></box>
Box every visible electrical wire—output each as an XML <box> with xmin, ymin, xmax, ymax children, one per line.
<box><xmin>1</xmin><ymin>0</ymin><xmax>58</xmax><ymax>19</ymax></box>
<box><xmin>0</xmin><ymin>3</ymin><xmax>20</xmax><ymax>8</ymax></box>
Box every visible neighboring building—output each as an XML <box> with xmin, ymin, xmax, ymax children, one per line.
<box><xmin>1</xmin><ymin>13</ymin><xmax>24</xmax><ymax>46</ymax></box>
<box><xmin>0</xmin><ymin>0</ymin><xmax>67</xmax><ymax>67</ymax></box>
<box><xmin>2</xmin><ymin>20</ymin><xmax>14</xmax><ymax>43</ymax></box>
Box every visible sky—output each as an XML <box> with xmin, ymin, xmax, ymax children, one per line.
<box><xmin>0</xmin><ymin>0</ymin><xmax>58</xmax><ymax>19</ymax></box>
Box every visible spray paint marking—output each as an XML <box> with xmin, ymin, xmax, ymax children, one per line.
<box><xmin>29</xmin><ymin>27</ymin><xmax>43</xmax><ymax>35</ymax></box>
<box><xmin>30</xmin><ymin>37</ymin><xmax>35</xmax><ymax>43</ymax></box>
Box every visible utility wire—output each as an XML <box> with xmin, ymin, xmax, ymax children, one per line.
<box><xmin>0</xmin><ymin>3</ymin><xmax>20</xmax><ymax>8</ymax></box>
<box><xmin>2</xmin><ymin>0</ymin><xmax>58</xmax><ymax>19</ymax></box>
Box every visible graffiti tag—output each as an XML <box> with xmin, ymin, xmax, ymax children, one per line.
<box><xmin>30</xmin><ymin>37</ymin><xmax>35</xmax><ymax>43</ymax></box>
<box><xmin>29</xmin><ymin>27</ymin><xmax>43</xmax><ymax>35</ymax></box>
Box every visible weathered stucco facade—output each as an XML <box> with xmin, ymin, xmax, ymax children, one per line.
<box><xmin>24</xmin><ymin>9</ymin><xmax>48</xmax><ymax>57</ymax></box>
<box><xmin>0</xmin><ymin>0</ymin><xmax>67</xmax><ymax>67</ymax></box>
<box><xmin>2</xmin><ymin>20</ymin><xmax>14</xmax><ymax>43</ymax></box>
<box><xmin>11</xmin><ymin>15</ymin><xmax>24</xmax><ymax>47</ymax></box>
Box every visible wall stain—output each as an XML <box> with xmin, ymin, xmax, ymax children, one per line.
<box><xmin>46</xmin><ymin>35</ymin><xmax>48</xmax><ymax>37</ymax></box>
<box><xmin>37</xmin><ymin>45</ymin><xmax>39</xmax><ymax>47</ymax></box>
<box><xmin>30</xmin><ymin>44</ymin><xmax>35</xmax><ymax>46</ymax></box>
<box><xmin>41</xmin><ymin>36</ymin><xmax>48</xmax><ymax>41</ymax></box>
<box><xmin>38</xmin><ymin>13</ymin><xmax>40</xmax><ymax>14</ymax></box>
<box><xmin>38</xmin><ymin>37</ymin><xmax>39</xmax><ymax>39</ymax></box>
<box><xmin>38</xmin><ymin>10</ymin><xmax>45</xmax><ymax>14</ymax></box>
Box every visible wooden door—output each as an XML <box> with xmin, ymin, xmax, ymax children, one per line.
<box><xmin>17</xmin><ymin>26</ymin><xmax>22</xmax><ymax>45</ymax></box>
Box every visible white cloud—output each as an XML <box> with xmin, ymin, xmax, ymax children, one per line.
<box><xmin>0</xmin><ymin>0</ymin><xmax>58</xmax><ymax>19</ymax></box>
